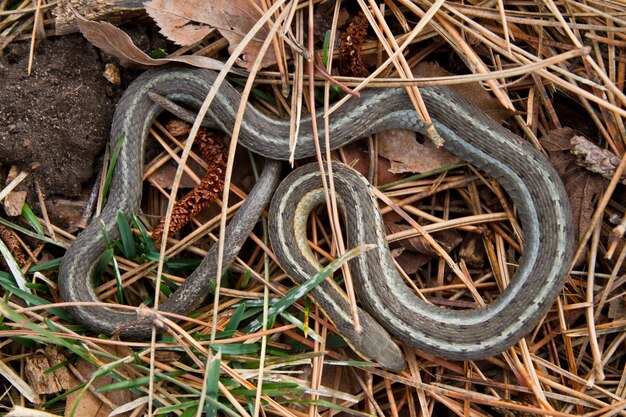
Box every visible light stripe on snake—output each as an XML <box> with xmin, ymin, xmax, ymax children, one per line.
<box><xmin>58</xmin><ymin>67</ymin><xmax>574</xmax><ymax>372</ymax></box>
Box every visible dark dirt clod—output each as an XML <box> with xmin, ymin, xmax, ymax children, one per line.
<box><xmin>0</xmin><ymin>34</ymin><xmax>119</xmax><ymax>198</ymax></box>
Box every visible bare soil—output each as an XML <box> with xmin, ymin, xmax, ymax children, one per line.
<box><xmin>0</xmin><ymin>34</ymin><xmax>119</xmax><ymax>198</ymax></box>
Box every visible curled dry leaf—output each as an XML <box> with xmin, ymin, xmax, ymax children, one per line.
<box><xmin>148</xmin><ymin>161</ymin><xmax>202</xmax><ymax>190</ymax></box>
<box><xmin>144</xmin><ymin>0</ymin><xmax>281</xmax><ymax>70</ymax></box>
<box><xmin>3</xmin><ymin>190</ymin><xmax>26</xmax><ymax>217</ymax></box>
<box><xmin>46</xmin><ymin>196</ymin><xmax>89</xmax><ymax>233</ymax></box>
<box><xmin>74</xmin><ymin>11</ymin><xmax>242</xmax><ymax>73</ymax></box>
<box><xmin>539</xmin><ymin>128</ymin><xmax>608</xmax><ymax>251</ymax></box>
<box><xmin>378</xmin><ymin>129</ymin><xmax>461</xmax><ymax>174</ymax></box>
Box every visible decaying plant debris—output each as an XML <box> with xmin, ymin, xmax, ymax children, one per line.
<box><xmin>1</xmin><ymin>0</ymin><xmax>625</xmax><ymax>416</ymax></box>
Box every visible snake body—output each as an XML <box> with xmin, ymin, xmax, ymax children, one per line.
<box><xmin>58</xmin><ymin>67</ymin><xmax>573</xmax><ymax>371</ymax></box>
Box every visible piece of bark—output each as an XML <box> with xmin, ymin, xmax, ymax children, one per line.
<box><xmin>53</xmin><ymin>0</ymin><xmax>146</xmax><ymax>35</ymax></box>
<box><xmin>25</xmin><ymin>346</ymin><xmax>71</xmax><ymax>395</ymax></box>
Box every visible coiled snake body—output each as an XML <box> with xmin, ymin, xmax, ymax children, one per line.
<box><xmin>58</xmin><ymin>67</ymin><xmax>573</xmax><ymax>371</ymax></box>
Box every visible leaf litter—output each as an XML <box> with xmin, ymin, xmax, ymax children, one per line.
<box><xmin>1</xmin><ymin>0</ymin><xmax>625</xmax><ymax>416</ymax></box>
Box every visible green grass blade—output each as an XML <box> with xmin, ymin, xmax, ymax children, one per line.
<box><xmin>94</xmin><ymin>248</ymin><xmax>114</xmax><ymax>281</ymax></box>
<box><xmin>101</xmin><ymin>133</ymin><xmax>125</xmax><ymax>205</ymax></box>
<box><xmin>203</xmin><ymin>351</ymin><xmax>222</xmax><ymax>417</ymax></box>
<box><xmin>21</xmin><ymin>203</ymin><xmax>44</xmax><ymax>235</ymax></box>
<box><xmin>243</xmin><ymin>244</ymin><xmax>375</xmax><ymax>333</ymax></box>
<box><xmin>99</xmin><ymin>220</ymin><xmax>112</xmax><ymax>250</ymax></box>
<box><xmin>210</xmin><ymin>343</ymin><xmax>259</xmax><ymax>355</ymax></box>
<box><xmin>0</xmin><ymin>302</ymin><xmax>91</xmax><ymax>361</ymax></box>
<box><xmin>155</xmin><ymin>400</ymin><xmax>199</xmax><ymax>415</ymax></box>
<box><xmin>322</xmin><ymin>30</ymin><xmax>331</xmax><ymax>67</ymax></box>
<box><xmin>0</xmin><ymin>217</ymin><xmax>65</xmax><ymax>248</ymax></box>
<box><xmin>131</xmin><ymin>213</ymin><xmax>164</xmax><ymax>264</ymax></box>
<box><xmin>116</xmin><ymin>212</ymin><xmax>136</xmax><ymax>260</ymax></box>
<box><xmin>0</xmin><ymin>275</ymin><xmax>73</xmax><ymax>322</ymax></box>
<box><xmin>225</xmin><ymin>303</ymin><xmax>246</xmax><ymax>332</ymax></box>
<box><xmin>239</xmin><ymin>269</ymin><xmax>251</xmax><ymax>289</ymax></box>
<box><xmin>0</xmin><ymin>238</ymin><xmax>31</xmax><ymax>296</ymax></box>
<box><xmin>97</xmin><ymin>370</ymin><xmax>187</xmax><ymax>392</ymax></box>
<box><xmin>28</xmin><ymin>257</ymin><xmax>62</xmax><ymax>272</ymax></box>
<box><xmin>111</xmin><ymin>254</ymin><xmax>124</xmax><ymax>304</ymax></box>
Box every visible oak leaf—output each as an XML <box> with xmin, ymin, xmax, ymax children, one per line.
<box><xmin>144</xmin><ymin>0</ymin><xmax>280</xmax><ymax>70</ymax></box>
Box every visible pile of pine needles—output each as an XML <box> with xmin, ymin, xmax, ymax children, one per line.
<box><xmin>1</xmin><ymin>0</ymin><xmax>625</xmax><ymax>416</ymax></box>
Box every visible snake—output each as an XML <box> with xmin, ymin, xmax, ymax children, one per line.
<box><xmin>58</xmin><ymin>66</ymin><xmax>573</xmax><ymax>372</ymax></box>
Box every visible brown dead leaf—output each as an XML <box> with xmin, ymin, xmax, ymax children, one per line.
<box><xmin>144</xmin><ymin>0</ymin><xmax>281</xmax><ymax>70</ymax></box>
<box><xmin>387</xmin><ymin>223</ymin><xmax>462</xmax><ymax>256</ymax></box>
<box><xmin>414</xmin><ymin>62</ymin><xmax>514</xmax><ymax>124</ymax></box>
<box><xmin>75</xmin><ymin>11</ymin><xmax>241</xmax><ymax>73</ymax></box>
<box><xmin>394</xmin><ymin>249</ymin><xmax>431</xmax><ymax>275</ymax></box>
<box><xmin>66</xmin><ymin>346</ymin><xmax>136</xmax><ymax>417</ymax></box>
<box><xmin>387</xmin><ymin>223</ymin><xmax>462</xmax><ymax>274</ymax></box>
<box><xmin>313</xmin><ymin>2</ymin><xmax>349</xmax><ymax>41</ymax></box>
<box><xmin>378</xmin><ymin>129</ymin><xmax>461</xmax><ymax>174</ymax></box>
<box><xmin>165</xmin><ymin>119</ymin><xmax>192</xmax><ymax>137</ymax></box>
<box><xmin>540</xmin><ymin>128</ymin><xmax>608</xmax><ymax>249</ymax></box>
<box><xmin>47</xmin><ymin>195</ymin><xmax>89</xmax><ymax>233</ymax></box>
<box><xmin>144</xmin><ymin>1</ymin><xmax>213</xmax><ymax>46</ymax></box>
<box><xmin>339</xmin><ymin>140</ymin><xmax>404</xmax><ymax>185</ymax></box>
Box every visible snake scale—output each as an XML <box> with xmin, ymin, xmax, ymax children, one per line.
<box><xmin>58</xmin><ymin>67</ymin><xmax>573</xmax><ymax>371</ymax></box>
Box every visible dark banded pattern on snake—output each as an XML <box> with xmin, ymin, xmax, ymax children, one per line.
<box><xmin>58</xmin><ymin>67</ymin><xmax>573</xmax><ymax>372</ymax></box>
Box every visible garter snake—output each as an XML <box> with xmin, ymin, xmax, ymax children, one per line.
<box><xmin>58</xmin><ymin>67</ymin><xmax>573</xmax><ymax>372</ymax></box>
